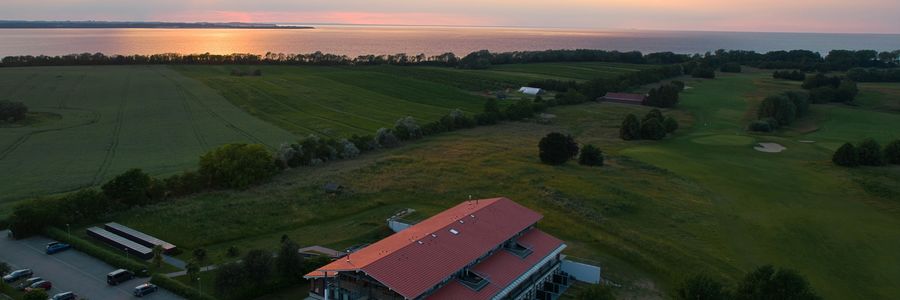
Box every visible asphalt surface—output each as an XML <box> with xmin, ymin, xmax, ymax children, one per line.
<box><xmin>0</xmin><ymin>230</ymin><xmax>183</xmax><ymax>300</ymax></box>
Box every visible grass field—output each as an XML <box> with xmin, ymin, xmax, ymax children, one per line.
<box><xmin>0</xmin><ymin>62</ymin><xmax>644</xmax><ymax>215</ymax></box>
<box><xmin>99</xmin><ymin>70</ymin><xmax>900</xmax><ymax>299</ymax></box>
<box><xmin>0</xmin><ymin>65</ymin><xmax>297</xmax><ymax>214</ymax></box>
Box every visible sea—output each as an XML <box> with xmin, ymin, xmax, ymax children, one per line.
<box><xmin>1</xmin><ymin>25</ymin><xmax>899</xmax><ymax>58</ymax></box>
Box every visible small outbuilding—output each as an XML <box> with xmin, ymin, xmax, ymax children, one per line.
<box><xmin>600</xmin><ymin>92</ymin><xmax>646</xmax><ymax>105</ymax></box>
<box><xmin>518</xmin><ymin>87</ymin><xmax>544</xmax><ymax>96</ymax></box>
<box><xmin>323</xmin><ymin>183</ymin><xmax>344</xmax><ymax>194</ymax></box>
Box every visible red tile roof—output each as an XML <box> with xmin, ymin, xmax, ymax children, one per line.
<box><xmin>429</xmin><ymin>228</ymin><xmax>566</xmax><ymax>300</ymax></box>
<box><xmin>305</xmin><ymin>197</ymin><xmax>543</xmax><ymax>299</ymax></box>
<box><xmin>602</xmin><ymin>92</ymin><xmax>646</xmax><ymax>102</ymax></box>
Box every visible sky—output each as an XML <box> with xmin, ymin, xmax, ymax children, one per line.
<box><xmin>4</xmin><ymin>0</ymin><xmax>900</xmax><ymax>34</ymax></box>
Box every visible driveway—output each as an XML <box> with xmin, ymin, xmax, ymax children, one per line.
<box><xmin>0</xmin><ymin>230</ymin><xmax>183</xmax><ymax>300</ymax></box>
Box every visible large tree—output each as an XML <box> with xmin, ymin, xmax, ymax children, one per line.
<box><xmin>640</xmin><ymin>118</ymin><xmax>667</xmax><ymax>140</ymax></box>
<box><xmin>276</xmin><ymin>238</ymin><xmax>305</xmax><ymax>282</ymax></box>
<box><xmin>0</xmin><ymin>100</ymin><xmax>28</xmax><ymax>122</ymax></box>
<box><xmin>578</xmin><ymin>144</ymin><xmax>604</xmax><ymax>167</ymax></box>
<box><xmin>538</xmin><ymin>132</ymin><xmax>579</xmax><ymax>165</ymax></box>
<box><xmin>857</xmin><ymin>138</ymin><xmax>885</xmax><ymax>166</ymax></box>
<box><xmin>101</xmin><ymin>168</ymin><xmax>154</xmax><ymax>206</ymax></box>
<box><xmin>242</xmin><ymin>249</ymin><xmax>274</xmax><ymax>286</ymax></box>
<box><xmin>199</xmin><ymin>143</ymin><xmax>277</xmax><ymax>189</ymax></box>
<box><xmin>620</xmin><ymin>114</ymin><xmax>641</xmax><ymax>140</ymax></box>
<box><xmin>832</xmin><ymin>143</ymin><xmax>860</xmax><ymax>167</ymax></box>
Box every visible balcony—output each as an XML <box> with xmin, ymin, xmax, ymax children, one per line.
<box><xmin>458</xmin><ymin>270</ymin><xmax>491</xmax><ymax>291</ymax></box>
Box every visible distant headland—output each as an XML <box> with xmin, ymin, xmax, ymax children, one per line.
<box><xmin>0</xmin><ymin>20</ymin><xmax>314</xmax><ymax>29</ymax></box>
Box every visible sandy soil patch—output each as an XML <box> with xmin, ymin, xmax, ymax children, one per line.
<box><xmin>754</xmin><ymin>142</ymin><xmax>786</xmax><ymax>153</ymax></box>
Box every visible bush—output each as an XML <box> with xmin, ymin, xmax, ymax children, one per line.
<box><xmin>0</xmin><ymin>100</ymin><xmax>28</xmax><ymax>122</ymax></box>
<box><xmin>199</xmin><ymin>143</ymin><xmax>278</xmax><ymax>189</ymax></box>
<box><xmin>783</xmin><ymin>90</ymin><xmax>810</xmax><ymax>117</ymax></box>
<box><xmin>23</xmin><ymin>289</ymin><xmax>48</xmax><ymax>300</ymax></box>
<box><xmin>773</xmin><ymin>70</ymin><xmax>806</xmax><ymax>81</ymax></box>
<box><xmin>102</xmin><ymin>168</ymin><xmax>155</xmax><ymax>206</ymax></box>
<box><xmin>670</xmin><ymin>80</ymin><xmax>686</xmax><ymax>91</ymax></box>
<box><xmin>578</xmin><ymin>144</ymin><xmax>604</xmax><ymax>167</ymax></box>
<box><xmin>735</xmin><ymin>265</ymin><xmax>820</xmax><ymax>300</ymax></box>
<box><xmin>832</xmin><ymin>143</ymin><xmax>859</xmax><ymax>167</ymax></box>
<box><xmin>45</xmin><ymin>227</ymin><xmax>147</xmax><ymax>274</ymax></box>
<box><xmin>663</xmin><ymin>116</ymin><xmax>680</xmax><ymax>133</ymax></box>
<box><xmin>504</xmin><ymin>99</ymin><xmax>535</xmax><ymax>121</ymax></box>
<box><xmin>643</xmin><ymin>109</ymin><xmax>664</xmax><ymax>123</ymax></box>
<box><xmin>857</xmin><ymin>138</ymin><xmax>885</xmax><ymax>166</ymax></box>
<box><xmin>884</xmin><ymin>140</ymin><xmax>900</xmax><ymax>164</ymax></box>
<box><xmin>757</xmin><ymin>95</ymin><xmax>797</xmax><ymax>126</ymax></box>
<box><xmin>276</xmin><ymin>239</ymin><xmax>304</xmax><ymax>282</ymax></box>
<box><xmin>556</xmin><ymin>89</ymin><xmax>588</xmax><ymax>105</ymax></box>
<box><xmin>374</xmin><ymin>128</ymin><xmax>400</xmax><ymax>148</ymax></box>
<box><xmin>748</xmin><ymin>120</ymin><xmax>773</xmax><ymax>132</ymax></box>
<box><xmin>394</xmin><ymin>116</ymin><xmax>423</xmax><ymax>140</ymax></box>
<box><xmin>808</xmin><ymin>86</ymin><xmax>838</xmax><ymax>103</ymax></box>
<box><xmin>227</xmin><ymin>246</ymin><xmax>241</xmax><ymax>258</ymax></box>
<box><xmin>676</xmin><ymin>274</ymin><xmax>730</xmax><ymax>300</ymax></box>
<box><xmin>620</xmin><ymin>114</ymin><xmax>641</xmax><ymax>140</ymax></box>
<box><xmin>835</xmin><ymin>79</ymin><xmax>859</xmax><ymax>102</ymax></box>
<box><xmin>802</xmin><ymin>73</ymin><xmax>841</xmax><ymax>90</ymax></box>
<box><xmin>151</xmin><ymin>274</ymin><xmax>216</xmax><ymax>300</ymax></box>
<box><xmin>640</xmin><ymin>118</ymin><xmax>667</xmax><ymax>140</ymax></box>
<box><xmin>720</xmin><ymin>62</ymin><xmax>742</xmax><ymax>73</ymax></box>
<box><xmin>243</xmin><ymin>249</ymin><xmax>274</xmax><ymax>286</ymax></box>
<box><xmin>644</xmin><ymin>84</ymin><xmax>680</xmax><ymax>108</ymax></box>
<box><xmin>538</xmin><ymin>133</ymin><xmax>579</xmax><ymax>165</ymax></box>
<box><xmin>214</xmin><ymin>262</ymin><xmax>245</xmax><ymax>295</ymax></box>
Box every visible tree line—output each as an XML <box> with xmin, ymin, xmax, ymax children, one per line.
<box><xmin>698</xmin><ymin>49</ymin><xmax>899</xmax><ymax>71</ymax></box>
<box><xmin>676</xmin><ymin>265</ymin><xmax>820</xmax><ymax>300</ymax></box>
<box><xmin>537</xmin><ymin>132</ymin><xmax>604</xmax><ymax>167</ymax></box>
<box><xmin>620</xmin><ymin>109</ymin><xmax>680</xmax><ymax>141</ymax></box>
<box><xmin>833</xmin><ymin>138</ymin><xmax>900</xmax><ymax>167</ymax></box>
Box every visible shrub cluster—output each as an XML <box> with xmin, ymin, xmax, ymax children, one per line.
<box><xmin>213</xmin><ymin>240</ymin><xmax>330</xmax><ymax>298</ymax></box>
<box><xmin>802</xmin><ymin>73</ymin><xmax>859</xmax><ymax>103</ymax></box>
<box><xmin>833</xmin><ymin>138</ymin><xmax>900</xmax><ymax>167</ymax></box>
<box><xmin>8</xmin><ymin>143</ymin><xmax>277</xmax><ymax>238</ymax></box>
<box><xmin>620</xmin><ymin>109</ymin><xmax>679</xmax><ymax>141</ymax></box>
<box><xmin>0</xmin><ymin>100</ymin><xmax>28</xmax><ymax>123</ymax></box>
<box><xmin>676</xmin><ymin>265</ymin><xmax>820</xmax><ymax>300</ymax></box>
<box><xmin>846</xmin><ymin>68</ymin><xmax>900</xmax><ymax>82</ymax></box>
<box><xmin>578</xmin><ymin>144</ymin><xmax>604</xmax><ymax>167</ymax></box>
<box><xmin>538</xmin><ymin>133</ymin><xmax>579</xmax><ymax>165</ymax></box>
<box><xmin>691</xmin><ymin>66</ymin><xmax>716</xmax><ymax>79</ymax></box>
<box><xmin>751</xmin><ymin>91</ymin><xmax>810</xmax><ymax>132</ymax></box>
<box><xmin>773</xmin><ymin>70</ymin><xmax>806</xmax><ymax>81</ymax></box>
<box><xmin>643</xmin><ymin>83</ymin><xmax>681</xmax><ymax>108</ymax></box>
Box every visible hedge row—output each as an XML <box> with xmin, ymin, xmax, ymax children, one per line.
<box><xmin>150</xmin><ymin>274</ymin><xmax>217</xmax><ymax>300</ymax></box>
<box><xmin>45</xmin><ymin>227</ymin><xmax>147</xmax><ymax>274</ymax></box>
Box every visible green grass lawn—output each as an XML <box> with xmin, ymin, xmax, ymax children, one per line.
<box><xmin>104</xmin><ymin>70</ymin><xmax>899</xmax><ymax>299</ymax></box>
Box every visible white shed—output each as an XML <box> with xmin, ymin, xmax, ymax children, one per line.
<box><xmin>517</xmin><ymin>87</ymin><xmax>544</xmax><ymax>96</ymax></box>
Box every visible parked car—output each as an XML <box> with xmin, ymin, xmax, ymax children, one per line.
<box><xmin>45</xmin><ymin>242</ymin><xmax>72</xmax><ymax>254</ymax></box>
<box><xmin>49</xmin><ymin>291</ymin><xmax>77</xmax><ymax>300</ymax></box>
<box><xmin>107</xmin><ymin>269</ymin><xmax>134</xmax><ymax>285</ymax></box>
<box><xmin>132</xmin><ymin>283</ymin><xmax>158</xmax><ymax>297</ymax></box>
<box><xmin>2</xmin><ymin>268</ymin><xmax>33</xmax><ymax>283</ymax></box>
<box><xmin>16</xmin><ymin>276</ymin><xmax>43</xmax><ymax>290</ymax></box>
<box><xmin>24</xmin><ymin>280</ymin><xmax>52</xmax><ymax>292</ymax></box>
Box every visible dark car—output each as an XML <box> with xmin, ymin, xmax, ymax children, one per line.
<box><xmin>46</xmin><ymin>242</ymin><xmax>72</xmax><ymax>254</ymax></box>
<box><xmin>24</xmin><ymin>280</ymin><xmax>52</xmax><ymax>292</ymax></box>
<box><xmin>107</xmin><ymin>269</ymin><xmax>134</xmax><ymax>285</ymax></box>
<box><xmin>132</xmin><ymin>283</ymin><xmax>158</xmax><ymax>297</ymax></box>
<box><xmin>49</xmin><ymin>291</ymin><xmax>77</xmax><ymax>300</ymax></box>
<box><xmin>2</xmin><ymin>268</ymin><xmax>33</xmax><ymax>283</ymax></box>
<box><xmin>15</xmin><ymin>276</ymin><xmax>43</xmax><ymax>290</ymax></box>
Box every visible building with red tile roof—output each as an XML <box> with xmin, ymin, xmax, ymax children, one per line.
<box><xmin>305</xmin><ymin>197</ymin><xmax>571</xmax><ymax>300</ymax></box>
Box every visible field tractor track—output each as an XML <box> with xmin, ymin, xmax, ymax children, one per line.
<box><xmin>171</xmin><ymin>78</ymin><xmax>271</xmax><ymax>149</ymax></box>
<box><xmin>91</xmin><ymin>75</ymin><xmax>131</xmax><ymax>185</ymax></box>
<box><xmin>154</xmin><ymin>69</ymin><xmax>210</xmax><ymax>150</ymax></box>
<box><xmin>0</xmin><ymin>108</ymin><xmax>101</xmax><ymax>161</ymax></box>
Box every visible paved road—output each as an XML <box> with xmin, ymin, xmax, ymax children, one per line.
<box><xmin>0</xmin><ymin>230</ymin><xmax>183</xmax><ymax>300</ymax></box>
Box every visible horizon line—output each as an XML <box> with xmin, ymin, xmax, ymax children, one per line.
<box><xmin>1</xmin><ymin>19</ymin><xmax>899</xmax><ymax>35</ymax></box>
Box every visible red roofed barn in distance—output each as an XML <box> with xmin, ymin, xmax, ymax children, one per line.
<box><xmin>304</xmin><ymin>197</ymin><xmax>572</xmax><ymax>299</ymax></box>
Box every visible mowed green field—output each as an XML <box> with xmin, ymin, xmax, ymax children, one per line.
<box><xmin>0</xmin><ymin>66</ymin><xmax>298</xmax><ymax>214</ymax></box>
<box><xmin>103</xmin><ymin>71</ymin><xmax>899</xmax><ymax>298</ymax></box>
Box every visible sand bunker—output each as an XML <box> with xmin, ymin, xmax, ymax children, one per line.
<box><xmin>754</xmin><ymin>142</ymin><xmax>786</xmax><ymax>153</ymax></box>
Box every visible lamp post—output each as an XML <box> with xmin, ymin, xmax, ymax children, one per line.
<box><xmin>198</xmin><ymin>277</ymin><xmax>202</xmax><ymax>297</ymax></box>
<box><xmin>124</xmin><ymin>247</ymin><xmax>129</xmax><ymax>259</ymax></box>
<box><xmin>65</xmin><ymin>224</ymin><xmax>70</xmax><ymax>237</ymax></box>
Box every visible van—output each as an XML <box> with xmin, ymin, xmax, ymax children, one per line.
<box><xmin>106</xmin><ymin>269</ymin><xmax>134</xmax><ymax>285</ymax></box>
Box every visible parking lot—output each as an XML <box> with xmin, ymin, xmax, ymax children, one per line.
<box><xmin>0</xmin><ymin>230</ymin><xmax>183</xmax><ymax>300</ymax></box>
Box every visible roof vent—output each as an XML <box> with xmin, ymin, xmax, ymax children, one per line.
<box><xmin>459</xmin><ymin>220</ymin><xmax>465</xmax><ymax>224</ymax></box>
<box><xmin>470</xmin><ymin>214</ymin><xmax>475</xmax><ymax>218</ymax></box>
<box><xmin>431</xmin><ymin>234</ymin><xmax>437</xmax><ymax>238</ymax></box>
<box><xmin>450</xmin><ymin>229</ymin><xmax>460</xmax><ymax>235</ymax></box>
<box><xmin>417</xmin><ymin>241</ymin><xmax>424</xmax><ymax>245</ymax></box>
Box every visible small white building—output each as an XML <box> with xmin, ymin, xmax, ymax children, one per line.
<box><xmin>518</xmin><ymin>87</ymin><xmax>544</xmax><ymax>96</ymax></box>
